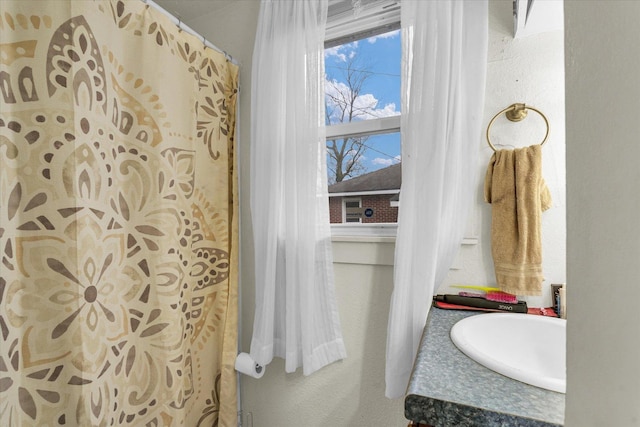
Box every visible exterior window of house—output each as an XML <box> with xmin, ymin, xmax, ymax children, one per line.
<box><xmin>325</xmin><ymin>0</ymin><xmax>401</xmax><ymax>235</ymax></box>
<box><xmin>343</xmin><ymin>198</ymin><xmax>363</xmax><ymax>223</ymax></box>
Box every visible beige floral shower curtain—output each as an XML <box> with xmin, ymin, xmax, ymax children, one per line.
<box><xmin>0</xmin><ymin>1</ymin><xmax>239</xmax><ymax>425</ymax></box>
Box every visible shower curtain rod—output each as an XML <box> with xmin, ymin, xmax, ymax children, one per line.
<box><xmin>143</xmin><ymin>0</ymin><xmax>238</xmax><ymax>65</ymax></box>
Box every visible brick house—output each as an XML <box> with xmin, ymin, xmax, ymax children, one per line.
<box><xmin>328</xmin><ymin>163</ymin><xmax>400</xmax><ymax>223</ymax></box>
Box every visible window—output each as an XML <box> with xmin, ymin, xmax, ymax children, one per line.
<box><xmin>343</xmin><ymin>198</ymin><xmax>363</xmax><ymax>223</ymax></box>
<box><xmin>325</xmin><ymin>0</ymin><xmax>401</xmax><ymax>233</ymax></box>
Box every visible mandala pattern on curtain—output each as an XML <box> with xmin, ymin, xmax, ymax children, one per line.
<box><xmin>0</xmin><ymin>1</ymin><xmax>239</xmax><ymax>425</ymax></box>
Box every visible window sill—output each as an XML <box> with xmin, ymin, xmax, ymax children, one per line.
<box><xmin>330</xmin><ymin>223</ymin><xmax>478</xmax><ymax>245</ymax></box>
<box><xmin>331</xmin><ymin>223</ymin><xmax>398</xmax><ymax>242</ymax></box>
<box><xmin>331</xmin><ymin>224</ymin><xmax>478</xmax><ymax>266</ymax></box>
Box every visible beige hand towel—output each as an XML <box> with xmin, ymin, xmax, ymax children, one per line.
<box><xmin>484</xmin><ymin>144</ymin><xmax>551</xmax><ymax>296</ymax></box>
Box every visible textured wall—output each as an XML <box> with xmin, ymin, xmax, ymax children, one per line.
<box><xmin>439</xmin><ymin>1</ymin><xmax>566</xmax><ymax>309</ymax></box>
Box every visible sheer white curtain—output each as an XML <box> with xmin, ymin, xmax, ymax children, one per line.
<box><xmin>385</xmin><ymin>0</ymin><xmax>489</xmax><ymax>398</ymax></box>
<box><xmin>249</xmin><ymin>0</ymin><xmax>347</xmax><ymax>375</ymax></box>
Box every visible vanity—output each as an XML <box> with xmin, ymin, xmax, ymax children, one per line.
<box><xmin>405</xmin><ymin>308</ymin><xmax>565</xmax><ymax>427</ymax></box>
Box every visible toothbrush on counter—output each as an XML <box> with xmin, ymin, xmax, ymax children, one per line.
<box><xmin>451</xmin><ymin>285</ymin><xmax>518</xmax><ymax>304</ymax></box>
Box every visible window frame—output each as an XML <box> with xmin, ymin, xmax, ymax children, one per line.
<box><xmin>325</xmin><ymin>1</ymin><xmax>402</xmax><ymax>238</ymax></box>
<box><xmin>324</xmin><ymin>0</ymin><xmax>479</xmax><ymax>245</ymax></box>
<box><xmin>342</xmin><ymin>197</ymin><xmax>363</xmax><ymax>223</ymax></box>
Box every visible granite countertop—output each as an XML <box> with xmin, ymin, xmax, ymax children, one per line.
<box><xmin>405</xmin><ymin>308</ymin><xmax>565</xmax><ymax>427</ymax></box>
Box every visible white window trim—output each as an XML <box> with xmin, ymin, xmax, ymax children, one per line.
<box><xmin>326</xmin><ymin>0</ymin><xmax>400</xmax><ymax>43</ymax></box>
<box><xmin>331</xmin><ymin>222</ymin><xmax>479</xmax><ymax>245</ymax></box>
<box><xmin>326</xmin><ymin>115</ymin><xmax>400</xmax><ymax>139</ymax></box>
<box><xmin>331</xmin><ymin>189</ymin><xmax>399</xmax><ymax>198</ymax></box>
<box><xmin>332</xmin><ymin>223</ymin><xmax>397</xmax><ymax>239</ymax></box>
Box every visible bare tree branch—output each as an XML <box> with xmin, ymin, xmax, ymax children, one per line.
<box><xmin>325</xmin><ymin>54</ymin><xmax>375</xmax><ymax>183</ymax></box>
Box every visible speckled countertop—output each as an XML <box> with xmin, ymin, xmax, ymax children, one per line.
<box><xmin>405</xmin><ymin>308</ymin><xmax>565</xmax><ymax>427</ymax></box>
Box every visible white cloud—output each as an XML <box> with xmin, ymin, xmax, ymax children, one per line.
<box><xmin>372</xmin><ymin>156</ymin><xmax>401</xmax><ymax>166</ymax></box>
<box><xmin>325</xmin><ymin>78</ymin><xmax>348</xmax><ymax>95</ymax></box>
<box><xmin>360</xmin><ymin>101</ymin><xmax>399</xmax><ymax>119</ymax></box>
<box><xmin>324</xmin><ymin>41</ymin><xmax>359</xmax><ymax>62</ymax></box>
<box><xmin>367</xmin><ymin>29</ymin><xmax>400</xmax><ymax>44</ymax></box>
<box><xmin>372</xmin><ymin>158</ymin><xmax>394</xmax><ymax>166</ymax></box>
<box><xmin>325</xmin><ymin>78</ymin><xmax>400</xmax><ymax>122</ymax></box>
<box><xmin>325</xmin><ymin>46</ymin><xmax>346</xmax><ymax>62</ymax></box>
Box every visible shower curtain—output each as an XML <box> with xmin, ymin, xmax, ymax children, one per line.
<box><xmin>0</xmin><ymin>1</ymin><xmax>239</xmax><ymax>425</ymax></box>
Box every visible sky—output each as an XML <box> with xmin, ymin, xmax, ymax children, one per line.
<box><xmin>324</xmin><ymin>29</ymin><xmax>401</xmax><ymax>177</ymax></box>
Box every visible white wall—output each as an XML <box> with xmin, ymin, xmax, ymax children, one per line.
<box><xmin>187</xmin><ymin>1</ymin><xmax>566</xmax><ymax>426</ymax></box>
<box><xmin>564</xmin><ymin>2</ymin><xmax>640</xmax><ymax>426</ymax></box>
<box><xmin>439</xmin><ymin>1</ymin><xmax>566</xmax><ymax>309</ymax></box>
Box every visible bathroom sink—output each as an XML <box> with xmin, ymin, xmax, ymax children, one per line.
<box><xmin>450</xmin><ymin>312</ymin><xmax>566</xmax><ymax>393</ymax></box>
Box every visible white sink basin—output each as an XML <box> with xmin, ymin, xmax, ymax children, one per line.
<box><xmin>450</xmin><ymin>312</ymin><xmax>566</xmax><ymax>393</ymax></box>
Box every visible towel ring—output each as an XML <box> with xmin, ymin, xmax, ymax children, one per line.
<box><xmin>486</xmin><ymin>103</ymin><xmax>550</xmax><ymax>151</ymax></box>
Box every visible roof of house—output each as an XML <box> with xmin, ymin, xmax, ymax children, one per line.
<box><xmin>328</xmin><ymin>163</ymin><xmax>401</xmax><ymax>194</ymax></box>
